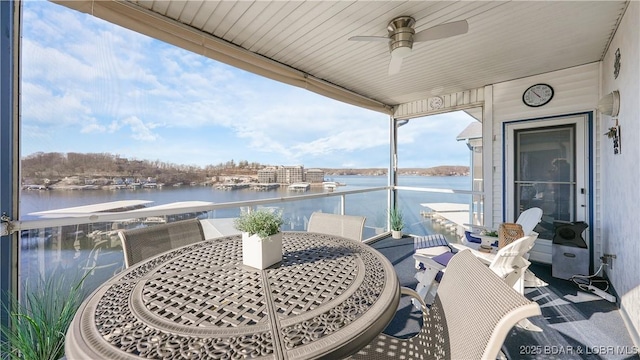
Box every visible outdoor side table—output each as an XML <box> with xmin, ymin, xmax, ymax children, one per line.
<box><xmin>451</xmin><ymin>242</ymin><xmax>497</xmax><ymax>265</ymax></box>
<box><xmin>65</xmin><ymin>231</ymin><xmax>400</xmax><ymax>359</ymax></box>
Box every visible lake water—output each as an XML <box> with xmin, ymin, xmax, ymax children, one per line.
<box><xmin>21</xmin><ymin>175</ymin><xmax>471</xmax><ymax>227</ymax></box>
<box><xmin>18</xmin><ymin>175</ymin><xmax>473</xmax><ymax>300</ymax></box>
<box><xmin>20</xmin><ymin>175</ymin><xmax>473</xmax><ymax>236</ymax></box>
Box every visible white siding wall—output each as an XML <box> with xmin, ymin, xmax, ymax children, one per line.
<box><xmin>600</xmin><ymin>1</ymin><xmax>640</xmax><ymax>346</ymax></box>
<box><xmin>489</xmin><ymin>63</ymin><xmax>600</xmax><ymax>264</ymax></box>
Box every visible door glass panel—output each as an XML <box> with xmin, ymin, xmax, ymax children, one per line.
<box><xmin>515</xmin><ymin>125</ymin><xmax>575</xmax><ymax>240</ymax></box>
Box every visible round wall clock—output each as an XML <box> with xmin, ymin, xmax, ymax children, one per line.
<box><xmin>522</xmin><ymin>83</ymin><xmax>554</xmax><ymax>107</ymax></box>
<box><xmin>429</xmin><ymin>96</ymin><xmax>444</xmax><ymax>110</ymax></box>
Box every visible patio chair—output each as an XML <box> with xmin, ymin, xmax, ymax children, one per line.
<box><xmin>307</xmin><ymin>212</ymin><xmax>366</xmax><ymax>241</ymax></box>
<box><xmin>414</xmin><ymin>233</ymin><xmax>539</xmax><ymax>306</ymax></box>
<box><xmin>512</xmin><ymin>207</ymin><xmax>543</xmax><ymax>287</ymax></box>
<box><xmin>118</xmin><ymin>218</ymin><xmax>205</xmax><ymax>268</ymax></box>
<box><xmin>464</xmin><ymin>207</ymin><xmax>543</xmax><ymax>244</ymax></box>
<box><xmin>414</xmin><ymin>207</ymin><xmax>543</xmax><ymax>268</ymax></box>
<box><xmin>349</xmin><ymin>250</ymin><xmax>541</xmax><ymax>360</ymax></box>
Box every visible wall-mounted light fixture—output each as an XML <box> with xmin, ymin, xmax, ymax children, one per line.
<box><xmin>600</xmin><ymin>90</ymin><xmax>621</xmax><ymax>155</ymax></box>
<box><xmin>598</xmin><ymin>90</ymin><xmax>620</xmax><ymax>117</ymax></box>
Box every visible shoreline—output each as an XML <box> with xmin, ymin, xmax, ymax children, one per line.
<box><xmin>22</xmin><ymin>173</ymin><xmax>469</xmax><ymax>191</ymax></box>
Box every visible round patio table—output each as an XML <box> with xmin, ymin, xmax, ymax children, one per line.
<box><xmin>65</xmin><ymin>231</ymin><xmax>400</xmax><ymax>359</ymax></box>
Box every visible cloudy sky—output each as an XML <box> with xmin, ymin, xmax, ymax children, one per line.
<box><xmin>21</xmin><ymin>1</ymin><xmax>476</xmax><ymax>169</ymax></box>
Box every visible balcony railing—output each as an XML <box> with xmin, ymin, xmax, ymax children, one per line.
<box><xmin>15</xmin><ymin>187</ymin><xmax>386</xmax><ymax>297</ymax></box>
<box><xmin>11</xmin><ymin>184</ymin><xmax>483</xmax><ymax>307</ymax></box>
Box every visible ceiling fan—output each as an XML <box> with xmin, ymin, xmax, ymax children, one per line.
<box><xmin>349</xmin><ymin>16</ymin><xmax>469</xmax><ymax>75</ymax></box>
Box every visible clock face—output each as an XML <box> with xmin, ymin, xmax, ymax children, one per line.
<box><xmin>429</xmin><ymin>96</ymin><xmax>444</xmax><ymax>110</ymax></box>
<box><xmin>522</xmin><ymin>84</ymin><xmax>554</xmax><ymax>107</ymax></box>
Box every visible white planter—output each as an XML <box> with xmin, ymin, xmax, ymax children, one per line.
<box><xmin>392</xmin><ymin>230</ymin><xmax>403</xmax><ymax>239</ymax></box>
<box><xmin>242</xmin><ymin>232</ymin><xmax>283</xmax><ymax>269</ymax></box>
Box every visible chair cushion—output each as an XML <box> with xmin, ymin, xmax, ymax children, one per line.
<box><xmin>464</xmin><ymin>231</ymin><xmax>481</xmax><ymax>244</ymax></box>
<box><xmin>416</xmin><ymin>251</ymin><xmax>455</xmax><ymax>283</ymax></box>
<box><xmin>465</xmin><ymin>231</ymin><xmax>499</xmax><ymax>247</ymax></box>
<box><xmin>432</xmin><ymin>251</ymin><xmax>455</xmax><ymax>267</ymax></box>
<box><xmin>414</xmin><ymin>234</ymin><xmax>451</xmax><ymax>250</ymax></box>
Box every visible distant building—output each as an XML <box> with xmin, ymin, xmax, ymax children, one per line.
<box><xmin>277</xmin><ymin>166</ymin><xmax>304</xmax><ymax>184</ymax></box>
<box><xmin>305</xmin><ymin>169</ymin><xmax>325</xmax><ymax>183</ymax></box>
<box><xmin>257</xmin><ymin>165</ymin><xmax>321</xmax><ymax>184</ymax></box>
<box><xmin>257</xmin><ymin>167</ymin><xmax>277</xmax><ymax>183</ymax></box>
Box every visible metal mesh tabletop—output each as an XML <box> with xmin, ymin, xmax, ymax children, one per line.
<box><xmin>66</xmin><ymin>232</ymin><xmax>400</xmax><ymax>360</ymax></box>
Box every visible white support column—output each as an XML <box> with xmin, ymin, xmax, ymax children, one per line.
<box><xmin>483</xmin><ymin>85</ymin><xmax>494</xmax><ymax>229</ymax></box>
<box><xmin>388</xmin><ymin>114</ymin><xmax>398</xmax><ymax>231</ymax></box>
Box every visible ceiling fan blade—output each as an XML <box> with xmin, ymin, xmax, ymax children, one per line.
<box><xmin>414</xmin><ymin>20</ymin><xmax>469</xmax><ymax>42</ymax></box>
<box><xmin>388</xmin><ymin>56</ymin><xmax>403</xmax><ymax>75</ymax></box>
<box><xmin>348</xmin><ymin>36</ymin><xmax>389</xmax><ymax>42</ymax></box>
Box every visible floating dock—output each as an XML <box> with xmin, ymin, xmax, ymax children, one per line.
<box><xmin>420</xmin><ymin>202</ymin><xmax>472</xmax><ymax>237</ymax></box>
<box><xmin>288</xmin><ymin>183</ymin><xmax>310</xmax><ymax>192</ymax></box>
<box><xmin>251</xmin><ymin>183</ymin><xmax>280</xmax><ymax>191</ymax></box>
<box><xmin>216</xmin><ymin>183</ymin><xmax>250</xmax><ymax>190</ymax></box>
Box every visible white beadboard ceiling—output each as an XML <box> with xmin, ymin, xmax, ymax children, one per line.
<box><xmin>55</xmin><ymin>1</ymin><xmax>627</xmax><ymax>112</ymax></box>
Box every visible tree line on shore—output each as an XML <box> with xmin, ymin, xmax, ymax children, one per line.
<box><xmin>21</xmin><ymin>152</ymin><xmax>468</xmax><ymax>186</ymax></box>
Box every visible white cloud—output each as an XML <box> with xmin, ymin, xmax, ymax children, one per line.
<box><xmin>21</xmin><ymin>125</ymin><xmax>50</xmax><ymax>139</ymax></box>
<box><xmin>21</xmin><ymin>82</ymin><xmax>93</xmax><ymax>126</ymax></box>
<box><xmin>108</xmin><ymin>116</ymin><xmax>160</xmax><ymax>142</ymax></box>
<box><xmin>20</xmin><ymin>1</ymin><xmax>472</xmax><ymax>169</ymax></box>
<box><xmin>22</xmin><ymin>39</ymin><xmax>101</xmax><ymax>84</ymax></box>
<box><xmin>80</xmin><ymin>122</ymin><xmax>106</xmax><ymax>133</ymax></box>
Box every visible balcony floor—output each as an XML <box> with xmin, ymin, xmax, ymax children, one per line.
<box><xmin>370</xmin><ymin>235</ymin><xmax>639</xmax><ymax>360</ymax></box>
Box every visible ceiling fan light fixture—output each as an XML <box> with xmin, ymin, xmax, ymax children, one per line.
<box><xmin>387</xmin><ymin>16</ymin><xmax>416</xmax><ymax>32</ymax></box>
<box><xmin>391</xmin><ymin>46</ymin><xmax>412</xmax><ymax>59</ymax></box>
<box><xmin>388</xmin><ymin>16</ymin><xmax>415</xmax><ymax>55</ymax></box>
<box><xmin>349</xmin><ymin>15</ymin><xmax>469</xmax><ymax>75</ymax></box>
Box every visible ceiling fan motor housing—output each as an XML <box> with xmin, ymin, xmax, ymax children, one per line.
<box><xmin>387</xmin><ymin>16</ymin><xmax>416</xmax><ymax>53</ymax></box>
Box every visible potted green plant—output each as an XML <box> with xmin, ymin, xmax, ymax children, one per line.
<box><xmin>1</xmin><ymin>270</ymin><xmax>89</xmax><ymax>360</ymax></box>
<box><xmin>480</xmin><ymin>229</ymin><xmax>499</xmax><ymax>248</ymax></box>
<box><xmin>389</xmin><ymin>207</ymin><xmax>404</xmax><ymax>239</ymax></box>
<box><xmin>234</xmin><ymin>209</ymin><xmax>284</xmax><ymax>269</ymax></box>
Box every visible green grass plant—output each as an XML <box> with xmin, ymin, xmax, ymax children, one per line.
<box><xmin>1</xmin><ymin>269</ymin><xmax>89</xmax><ymax>360</ymax></box>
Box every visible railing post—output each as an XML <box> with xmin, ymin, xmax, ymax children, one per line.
<box><xmin>389</xmin><ymin>115</ymin><xmax>400</xmax><ymax>231</ymax></box>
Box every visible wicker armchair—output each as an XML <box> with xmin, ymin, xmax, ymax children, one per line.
<box><xmin>307</xmin><ymin>212</ymin><xmax>366</xmax><ymax>241</ymax></box>
<box><xmin>349</xmin><ymin>250</ymin><xmax>541</xmax><ymax>360</ymax></box>
<box><xmin>118</xmin><ymin>218</ymin><xmax>205</xmax><ymax>268</ymax></box>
